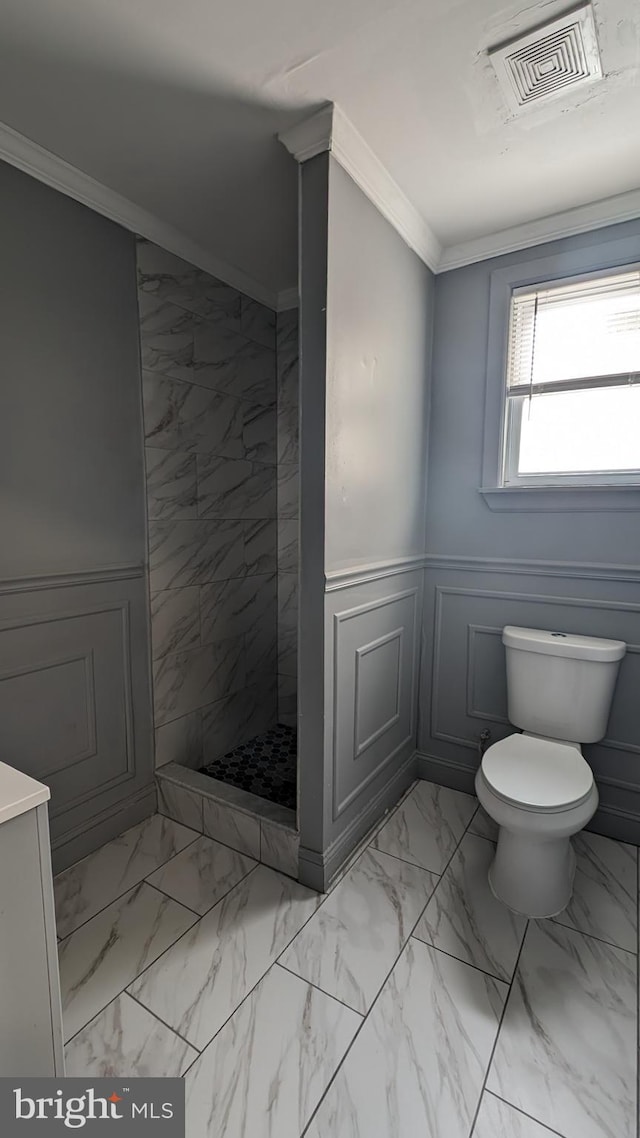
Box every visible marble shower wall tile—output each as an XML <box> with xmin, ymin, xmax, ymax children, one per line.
<box><xmin>553</xmin><ymin>830</ymin><xmax>638</xmax><ymax>952</ymax></box>
<box><xmin>147</xmin><ymin>835</ymin><xmax>256</xmax><ymax>915</ymax></box>
<box><xmin>245</xmin><ymin>519</ymin><xmax>278</xmax><ymax>576</ymax></box>
<box><xmin>472</xmin><ymin>1093</ymin><xmax>560</xmax><ymax>1138</ymax></box>
<box><xmin>245</xmin><ymin>608</ymin><xmax>278</xmax><ymax>687</ymax></box>
<box><xmin>192</xmin><ymin>323</ymin><xmax>276</xmax><ymax>405</ymax></box>
<box><xmin>139</xmin><ymin>297</ymin><xmax>200</xmax><ymax>379</ymax></box>
<box><xmin>197</xmin><ymin>455</ymin><xmax>276</xmax><ymax>519</ymax></box>
<box><xmin>277</xmin><ymin>463</ymin><xmax>299</xmax><ymax>518</ymax></box>
<box><xmin>154</xmin><ymin>710</ymin><xmax>203</xmax><ymax>770</ymax></box>
<box><xmin>487</xmin><ymin>920</ymin><xmax>637</xmax><ymax>1138</ymax></box>
<box><xmin>65</xmin><ymin>992</ymin><xmax>198</xmax><ymax>1078</ymax></box>
<box><xmin>278</xmin><ymin>673</ymin><xmax>297</xmax><ymax>728</ymax></box>
<box><xmin>277</xmin><ymin>520</ymin><xmax>298</xmax><ymax>574</ymax></box>
<box><xmin>200</xmin><ymin>574</ymin><xmax>276</xmax><ymax>646</ymax></box>
<box><xmin>305</xmin><ymin>937</ymin><xmax>507</xmax><ymax>1138</ymax></box>
<box><xmin>202</xmin><ymin>796</ymin><xmax>262</xmax><ymax>859</ymax></box>
<box><xmin>128</xmin><ymin>865</ymin><xmax>319</xmax><ymax>1049</ymax></box>
<box><xmin>240</xmin><ymin>295</ymin><xmax>276</xmax><ymax>349</ymax></box>
<box><xmin>413</xmin><ymin>832</ymin><xmax>528</xmax><ymax>981</ymax></box>
<box><xmin>276</xmin><ymin>308</ymin><xmax>299</xmax><ymax>466</ymax></box>
<box><xmin>59</xmin><ymin>882</ymin><xmax>198</xmax><ymax>1042</ymax></box>
<box><xmin>185</xmin><ymin>964</ymin><xmax>360</xmax><ymax>1138</ymax></box>
<box><xmin>148</xmin><ymin>519</ymin><xmax>245</xmax><ymax>591</ymax></box>
<box><xmin>373</xmin><ymin>780</ymin><xmax>476</xmax><ymax>873</ymax></box>
<box><xmin>201</xmin><ymin>682</ymin><xmax>277</xmax><ymax>761</ymax></box>
<box><xmin>153</xmin><ymin>639</ymin><xmax>245</xmax><ymax>725</ymax></box>
<box><xmin>280</xmin><ymin>847</ymin><xmax>437</xmax><ymax>1014</ymax></box>
<box><xmin>54</xmin><ymin>814</ymin><xmax>197</xmax><ymax>939</ymax></box>
<box><xmin>150</xmin><ymin>587</ymin><xmax>200</xmax><ymax>660</ymax></box>
<box><xmin>142</xmin><ymin>373</ymin><xmax>244</xmax><ymax>458</ymax></box>
<box><xmin>243</xmin><ymin>401</ymin><xmax>277</xmax><ymax>463</ymax></box>
<box><xmin>276</xmin><ymin>405</ymin><xmax>299</xmax><ymax>464</ymax></box>
<box><xmin>145</xmin><ymin>447</ymin><xmax>197</xmax><ymax>519</ymax></box>
<box><xmin>260</xmin><ymin>820</ymin><xmax>299</xmax><ymax>877</ymax></box>
<box><xmin>137</xmin><ymin>240</ymin><xmax>242</xmax><ymax>325</ymax></box>
<box><xmin>157</xmin><ymin>779</ymin><xmax>204</xmax><ymax>831</ymax></box>
<box><xmin>277</xmin><ymin>572</ymin><xmax>297</xmax><ymax>677</ymax></box>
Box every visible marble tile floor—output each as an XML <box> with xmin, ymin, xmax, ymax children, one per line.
<box><xmin>56</xmin><ymin>781</ymin><xmax>639</xmax><ymax>1138</ymax></box>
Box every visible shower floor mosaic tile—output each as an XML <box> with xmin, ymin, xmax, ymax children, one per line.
<box><xmin>56</xmin><ymin>780</ymin><xmax>638</xmax><ymax>1138</ymax></box>
<box><xmin>199</xmin><ymin>723</ymin><xmax>297</xmax><ymax>809</ymax></box>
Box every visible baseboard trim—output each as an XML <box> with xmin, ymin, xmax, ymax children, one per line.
<box><xmin>298</xmin><ymin>750</ymin><xmax>418</xmax><ymax>891</ymax></box>
<box><xmin>50</xmin><ymin>784</ymin><xmax>156</xmax><ymax>874</ymax></box>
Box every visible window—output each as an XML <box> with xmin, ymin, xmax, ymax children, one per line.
<box><xmin>501</xmin><ymin>267</ymin><xmax>640</xmax><ymax>487</ymax></box>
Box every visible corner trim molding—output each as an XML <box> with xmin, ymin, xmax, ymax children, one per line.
<box><xmin>439</xmin><ymin>187</ymin><xmax>640</xmax><ymax>273</ymax></box>
<box><xmin>325</xmin><ymin>554</ymin><xmax>427</xmax><ymax>592</ymax></box>
<box><xmin>0</xmin><ymin>117</ymin><xmax>280</xmax><ymax>311</ymax></box>
<box><xmin>279</xmin><ymin>104</ymin><xmax>441</xmax><ymax>273</ymax></box>
<box><xmin>423</xmin><ymin>553</ymin><xmax>640</xmax><ymax>584</ymax></box>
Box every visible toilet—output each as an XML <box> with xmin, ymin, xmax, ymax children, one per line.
<box><xmin>476</xmin><ymin>625</ymin><xmax>626</xmax><ymax>919</ymax></box>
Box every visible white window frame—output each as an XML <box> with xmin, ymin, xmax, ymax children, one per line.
<box><xmin>479</xmin><ymin>235</ymin><xmax>640</xmax><ymax>513</ymax></box>
<box><xmin>501</xmin><ymin>266</ymin><xmax>640</xmax><ymax>489</ymax></box>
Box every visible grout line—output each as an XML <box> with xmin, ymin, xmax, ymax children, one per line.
<box><xmin>466</xmin><ymin>921</ymin><xmax>531</xmax><ymax>1138</ymax></box>
<box><xmin>143</xmin><ymin>880</ymin><xmax>203</xmax><ymax>919</ymax></box>
<box><xmin>299</xmin><ymin>805</ymin><xmax>476</xmax><ymax>1136</ymax></box>
<box><xmin>55</xmin><ymin>831</ymin><xmax>202</xmax><ymax>943</ymax></box>
<box><xmin>275</xmin><ymin>962</ymin><xmax>366</xmax><ymax>1018</ymax></box>
<box><xmin>370</xmin><ymin>845</ymin><xmax>443</xmax><ymax>878</ymax></box>
<box><xmin>408</xmin><ymin>936</ymin><xmax>511</xmax><ymax>986</ymax></box>
<box><xmin>125</xmin><ymin>990</ymin><xmax>202</xmax><ymax>1057</ymax></box>
<box><xmin>549</xmin><ymin>915</ymin><xmax>638</xmax><ymax>956</ymax></box>
<box><xmin>484</xmin><ymin>1091</ymin><xmax>568</xmax><ymax>1138</ymax></box>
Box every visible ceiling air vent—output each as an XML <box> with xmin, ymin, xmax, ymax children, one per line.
<box><xmin>489</xmin><ymin>3</ymin><xmax>602</xmax><ymax>114</ymax></box>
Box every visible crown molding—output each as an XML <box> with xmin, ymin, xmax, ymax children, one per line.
<box><xmin>276</xmin><ymin>286</ymin><xmax>299</xmax><ymax>311</ymax></box>
<box><xmin>279</xmin><ymin>103</ymin><xmax>442</xmax><ymax>273</ymax></box>
<box><xmin>439</xmin><ymin>186</ymin><xmax>640</xmax><ymax>272</ymax></box>
<box><xmin>0</xmin><ymin>117</ymin><xmax>280</xmax><ymax>310</ymax></box>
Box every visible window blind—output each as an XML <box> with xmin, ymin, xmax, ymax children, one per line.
<box><xmin>506</xmin><ymin>268</ymin><xmax>640</xmax><ymax>395</ymax></box>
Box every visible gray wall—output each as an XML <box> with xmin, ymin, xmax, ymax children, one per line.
<box><xmin>138</xmin><ymin>240</ymin><xmax>280</xmax><ymax>770</ymax></box>
<box><xmin>298</xmin><ymin>154</ymin><xmax>433</xmax><ymax>888</ymax></box>
<box><xmin>276</xmin><ymin>309</ymin><xmax>299</xmax><ymax>728</ymax></box>
<box><xmin>419</xmin><ymin>218</ymin><xmax>640</xmax><ymax>843</ymax></box>
<box><xmin>325</xmin><ymin>162</ymin><xmax>432</xmax><ymax>573</ymax></box>
<box><xmin>0</xmin><ymin>159</ymin><xmax>154</xmax><ymax>871</ymax></box>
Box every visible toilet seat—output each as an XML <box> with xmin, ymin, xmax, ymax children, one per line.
<box><xmin>481</xmin><ymin>734</ymin><xmax>594</xmax><ymax>813</ymax></box>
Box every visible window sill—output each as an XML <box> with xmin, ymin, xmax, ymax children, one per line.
<box><xmin>479</xmin><ymin>484</ymin><xmax>640</xmax><ymax>512</ymax></box>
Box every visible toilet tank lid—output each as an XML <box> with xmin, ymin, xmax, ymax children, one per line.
<box><xmin>502</xmin><ymin>626</ymin><xmax>626</xmax><ymax>662</ymax></box>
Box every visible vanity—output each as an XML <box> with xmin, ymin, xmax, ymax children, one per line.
<box><xmin>0</xmin><ymin>763</ymin><xmax>64</xmax><ymax>1075</ymax></box>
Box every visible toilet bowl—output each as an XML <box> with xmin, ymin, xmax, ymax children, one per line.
<box><xmin>475</xmin><ymin>733</ymin><xmax>598</xmax><ymax>917</ymax></box>
<box><xmin>475</xmin><ymin>626</ymin><xmax>625</xmax><ymax>919</ymax></box>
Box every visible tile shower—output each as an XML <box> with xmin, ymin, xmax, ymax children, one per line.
<box><xmin>137</xmin><ymin>240</ymin><xmax>299</xmax><ymax>872</ymax></box>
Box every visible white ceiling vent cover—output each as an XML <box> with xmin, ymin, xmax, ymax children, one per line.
<box><xmin>489</xmin><ymin>3</ymin><xmax>602</xmax><ymax>114</ymax></box>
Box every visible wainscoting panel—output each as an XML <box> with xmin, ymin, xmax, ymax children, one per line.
<box><xmin>298</xmin><ymin>567</ymin><xmax>423</xmax><ymax>890</ymax></box>
<box><xmin>419</xmin><ymin>560</ymin><xmax>640</xmax><ymax>843</ymax></box>
<box><xmin>0</xmin><ymin>570</ymin><xmax>154</xmax><ymax>871</ymax></box>
<box><xmin>333</xmin><ymin>589</ymin><xmax>416</xmax><ymax>818</ymax></box>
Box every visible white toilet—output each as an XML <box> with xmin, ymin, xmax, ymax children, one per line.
<box><xmin>476</xmin><ymin>625</ymin><xmax>626</xmax><ymax>919</ymax></box>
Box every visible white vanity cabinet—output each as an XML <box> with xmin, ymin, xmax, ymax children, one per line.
<box><xmin>0</xmin><ymin>763</ymin><xmax>64</xmax><ymax>1075</ymax></box>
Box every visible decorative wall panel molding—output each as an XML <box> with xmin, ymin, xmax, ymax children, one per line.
<box><xmin>423</xmin><ymin>553</ymin><xmax>640</xmax><ymax>583</ymax></box>
<box><xmin>325</xmin><ymin>554</ymin><xmax>428</xmax><ymax>592</ymax></box>
<box><xmin>332</xmin><ymin>587</ymin><xmax>417</xmax><ymax>818</ymax></box>
<box><xmin>428</xmin><ymin>582</ymin><xmax>640</xmax><ymax>790</ymax></box>
<box><xmin>0</xmin><ymin>563</ymin><xmax>145</xmax><ymax>595</ymax></box>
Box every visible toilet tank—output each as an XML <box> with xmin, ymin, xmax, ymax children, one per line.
<box><xmin>503</xmin><ymin>626</ymin><xmax>626</xmax><ymax>743</ymax></box>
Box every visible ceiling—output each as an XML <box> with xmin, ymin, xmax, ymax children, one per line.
<box><xmin>0</xmin><ymin>0</ymin><xmax>638</xmax><ymax>301</ymax></box>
